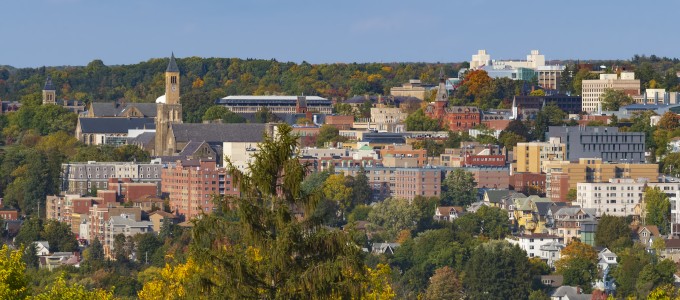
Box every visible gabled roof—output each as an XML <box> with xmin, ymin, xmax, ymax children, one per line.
<box><xmin>170</xmin><ymin>123</ymin><xmax>267</xmax><ymax>143</ymax></box>
<box><xmin>78</xmin><ymin>117</ymin><xmax>155</xmax><ymax>134</ymax></box>
<box><xmin>149</xmin><ymin>210</ymin><xmax>179</xmax><ymax>219</ymax></box>
<box><xmin>639</xmin><ymin>225</ymin><xmax>660</xmax><ymax>237</ymax></box>
<box><xmin>551</xmin><ymin>286</ymin><xmax>591</xmax><ymax>299</ymax></box>
<box><xmin>166</xmin><ymin>53</ymin><xmax>179</xmax><ymax>73</ymax></box>
<box><xmin>485</xmin><ymin>189</ymin><xmax>510</xmax><ymax>203</ymax></box>
<box><xmin>130</xmin><ymin>132</ymin><xmax>155</xmax><ymax>146</ymax></box>
<box><xmin>436</xmin><ymin>206</ymin><xmax>464</xmax><ymax>216</ymax></box>
<box><xmin>89</xmin><ymin>102</ymin><xmax>157</xmax><ymax>117</ymax></box>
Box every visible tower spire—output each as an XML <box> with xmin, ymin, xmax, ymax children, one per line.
<box><xmin>166</xmin><ymin>52</ymin><xmax>179</xmax><ymax>73</ymax></box>
<box><xmin>43</xmin><ymin>75</ymin><xmax>55</xmax><ymax>91</ymax></box>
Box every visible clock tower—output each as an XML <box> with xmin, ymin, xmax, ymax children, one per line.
<box><xmin>155</xmin><ymin>53</ymin><xmax>183</xmax><ymax>156</ymax></box>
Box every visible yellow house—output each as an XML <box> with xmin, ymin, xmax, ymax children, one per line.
<box><xmin>513</xmin><ymin>196</ymin><xmax>553</xmax><ymax>233</ymax></box>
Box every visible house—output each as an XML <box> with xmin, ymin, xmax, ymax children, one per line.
<box><xmin>513</xmin><ymin>196</ymin><xmax>553</xmax><ymax>233</ymax></box>
<box><xmin>34</xmin><ymin>241</ymin><xmax>50</xmax><ymax>256</ymax></box>
<box><xmin>372</xmin><ymin>243</ymin><xmax>400</xmax><ymax>255</ymax></box>
<box><xmin>433</xmin><ymin>206</ymin><xmax>465</xmax><ymax>222</ymax></box>
<box><xmin>551</xmin><ymin>286</ymin><xmax>592</xmax><ymax>300</ymax></box>
<box><xmin>39</xmin><ymin>252</ymin><xmax>80</xmax><ymax>271</ymax></box>
<box><xmin>540</xmin><ymin>241</ymin><xmax>566</xmax><ymax>268</ymax></box>
<box><xmin>467</xmin><ymin>201</ymin><xmax>490</xmax><ymax>213</ymax></box>
<box><xmin>540</xmin><ymin>275</ymin><xmax>564</xmax><ymax>288</ymax></box>
<box><xmin>660</xmin><ymin>239</ymin><xmax>680</xmax><ymax>262</ymax></box>
<box><xmin>595</xmin><ymin>248</ymin><xmax>618</xmax><ymax>293</ymax></box>
<box><xmin>148</xmin><ymin>210</ymin><xmax>180</xmax><ymax>233</ymax></box>
<box><xmin>506</xmin><ymin>233</ymin><xmax>563</xmax><ymax>261</ymax></box>
<box><xmin>635</xmin><ymin>225</ymin><xmax>661</xmax><ymax>249</ymax></box>
<box><xmin>550</xmin><ymin>207</ymin><xmax>597</xmax><ymax>242</ymax></box>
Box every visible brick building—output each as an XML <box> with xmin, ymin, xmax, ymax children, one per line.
<box><xmin>335</xmin><ymin>166</ymin><xmax>442</xmax><ymax>201</ymax></box>
<box><xmin>424</xmin><ymin>72</ymin><xmax>482</xmax><ymax>132</ymax></box>
<box><xmin>161</xmin><ymin>159</ymin><xmax>238</xmax><ymax>220</ymax></box>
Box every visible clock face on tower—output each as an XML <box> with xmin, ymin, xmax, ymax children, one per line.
<box><xmin>171</xmin><ymin>84</ymin><xmax>176</xmax><ymax>92</ymax></box>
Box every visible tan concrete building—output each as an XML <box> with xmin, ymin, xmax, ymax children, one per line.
<box><xmin>545</xmin><ymin>158</ymin><xmax>659</xmax><ymax>202</ymax></box>
<box><xmin>390</xmin><ymin>80</ymin><xmax>427</xmax><ymax>100</ymax></box>
<box><xmin>513</xmin><ymin>138</ymin><xmax>566</xmax><ymax>174</ymax></box>
<box><xmin>581</xmin><ymin>72</ymin><xmax>640</xmax><ymax>112</ymax></box>
<box><xmin>369</xmin><ymin>107</ymin><xmax>407</xmax><ymax>132</ymax></box>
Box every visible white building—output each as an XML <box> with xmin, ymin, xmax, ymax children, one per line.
<box><xmin>506</xmin><ymin>233</ymin><xmax>563</xmax><ymax>260</ymax></box>
<box><xmin>595</xmin><ymin>248</ymin><xmax>618</xmax><ymax>293</ymax></box>
<box><xmin>576</xmin><ymin>179</ymin><xmax>680</xmax><ymax>221</ymax></box>
<box><xmin>539</xmin><ymin>241</ymin><xmax>565</xmax><ymax>268</ymax></box>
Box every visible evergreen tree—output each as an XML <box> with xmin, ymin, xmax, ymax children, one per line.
<box><xmin>189</xmin><ymin>124</ymin><xmax>367</xmax><ymax>298</ymax></box>
<box><xmin>463</xmin><ymin>241</ymin><xmax>532</xmax><ymax>300</ymax></box>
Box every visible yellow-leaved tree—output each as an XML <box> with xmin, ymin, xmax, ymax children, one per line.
<box><xmin>0</xmin><ymin>245</ymin><xmax>29</xmax><ymax>299</ymax></box>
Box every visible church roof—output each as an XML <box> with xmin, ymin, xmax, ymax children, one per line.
<box><xmin>170</xmin><ymin>123</ymin><xmax>268</xmax><ymax>143</ymax></box>
<box><xmin>78</xmin><ymin>117</ymin><xmax>155</xmax><ymax>134</ymax></box>
<box><xmin>166</xmin><ymin>53</ymin><xmax>179</xmax><ymax>73</ymax></box>
<box><xmin>89</xmin><ymin>102</ymin><xmax>158</xmax><ymax>117</ymax></box>
<box><xmin>43</xmin><ymin>75</ymin><xmax>56</xmax><ymax>91</ymax></box>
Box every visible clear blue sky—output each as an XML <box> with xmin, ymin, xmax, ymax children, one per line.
<box><xmin>3</xmin><ymin>0</ymin><xmax>679</xmax><ymax>68</ymax></box>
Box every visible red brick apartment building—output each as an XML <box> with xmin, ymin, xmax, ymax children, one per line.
<box><xmin>161</xmin><ymin>159</ymin><xmax>238</xmax><ymax>220</ymax></box>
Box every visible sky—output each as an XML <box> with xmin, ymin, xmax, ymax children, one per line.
<box><xmin>2</xmin><ymin>0</ymin><xmax>679</xmax><ymax>68</ymax></box>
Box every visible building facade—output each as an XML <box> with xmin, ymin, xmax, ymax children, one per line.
<box><xmin>61</xmin><ymin>160</ymin><xmax>164</xmax><ymax>196</ymax></box>
<box><xmin>513</xmin><ymin>139</ymin><xmax>566</xmax><ymax>174</ymax></box>
<box><xmin>161</xmin><ymin>159</ymin><xmax>238</xmax><ymax>220</ymax></box>
<box><xmin>581</xmin><ymin>72</ymin><xmax>641</xmax><ymax>112</ymax></box>
<box><xmin>545</xmin><ymin>158</ymin><xmax>659</xmax><ymax>202</ymax></box>
<box><xmin>216</xmin><ymin>95</ymin><xmax>332</xmax><ymax>114</ymax></box>
<box><xmin>548</xmin><ymin>126</ymin><xmax>645</xmax><ymax>163</ymax></box>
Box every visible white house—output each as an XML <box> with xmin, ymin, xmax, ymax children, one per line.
<box><xmin>540</xmin><ymin>241</ymin><xmax>565</xmax><ymax>268</ymax></box>
<box><xmin>596</xmin><ymin>248</ymin><xmax>618</xmax><ymax>293</ymax></box>
<box><xmin>433</xmin><ymin>206</ymin><xmax>465</xmax><ymax>222</ymax></box>
<box><xmin>506</xmin><ymin>233</ymin><xmax>563</xmax><ymax>260</ymax></box>
<box><xmin>33</xmin><ymin>241</ymin><xmax>50</xmax><ymax>256</ymax></box>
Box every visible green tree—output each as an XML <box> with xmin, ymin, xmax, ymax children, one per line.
<box><xmin>424</xmin><ymin>266</ymin><xmax>464</xmax><ymax>300</ymax></box>
<box><xmin>600</xmin><ymin>88</ymin><xmax>634</xmax><ymax>111</ymax></box>
<box><xmin>188</xmin><ymin>124</ymin><xmax>367</xmax><ymax>298</ymax></box>
<box><xmin>612</xmin><ymin>245</ymin><xmax>654</xmax><ymax>298</ymax></box>
<box><xmin>658</xmin><ymin>112</ymin><xmax>680</xmax><ymax>130</ymax></box>
<box><xmin>202</xmin><ymin>105</ymin><xmax>246</xmax><ymax>123</ymax></box>
<box><xmin>32</xmin><ymin>274</ymin><xmax>114</xmax><ymax>300</ymax></box>
<box><xmin>368</xmin><ymin>197</ymin><xmax>423</xmax><ymax>240</ymax></box>
<box><xmin>566</xmin><ymin>188</ymin><xmax>577</xmax><ymax>202</ymax></box>
<box><xmin>595</xmin><ymin>214</ymin><xmax>632</xmax><ymax>249</ymax></box>
<box><xmin>315</xmin><ymin>124</ymin><xmax>347</xmax><ymax>147</ymax></box>
<box><xmin>41</xmin><ymin>219</ymin><xmax>78</xmax><ymax>252</ymax></box>
<box><xmin>498</xmin><ymin>131</ymin><xmax>526</xmax><ymax>149</ymax></box>
<box><xmin>405</xmin><ymin>109</ymin><xmax>443</xmax><ymax>131</ymax></box>
<box><xmin>533</xmin><ymin>103</ymin><xmax>566</xmax><ymax>141</ymax></box>
<box><xmin>351</xmin><ymin>166</ymin><xmax>372</xmax><ymax>205</ymax></box>
<box><xmin>134</xmin><ymin>233</ymin><xmax>163</xmax><ymax>264</ymax></box>
<box><xmin>463</xmin><ymin>241</ymin><xmax>532</xmax><ymax>300</ymax></box>
<box><xmin>441</xmin><ymin>169</ymin><xmax>477</xmax><ymax>206</ymax></box>
<box><xmin>645</xmin><ymin>187</ymin><xmax>671</xmax><ymax>234</ymax></box>
<box><xmin>391</xmin><ymin>228</ymin><xmax>468</xmax><ymax>296</ymax></box>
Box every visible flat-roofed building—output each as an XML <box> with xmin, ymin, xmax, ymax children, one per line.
<box><xmin>548</xmin><ymin>126</ymin><xmax>645</xmax><ymax>163</ymax></box>
<box><xmin>161</xmin><ymin>159</ymin><xmax>238</xmax><ymax>220</ymax></box>
<box><xmin>582</xmin><ymin>72</ymin><xmax>640</xmax><ymax>112</ymax></box>
<box><xmin>216</xmin><ymin>95</ymin><xmax>332</xmax><ymax>114</ymax></box>
<box><xmin>390</xmin><ymin>79</ymin><xmax>428</xmax><ymax>100</ymax></box>
<box><xmin>545</xmin><ymin>158</ymin><xmax>659</xmax><ymax>202</ymax></box>
<box><xmin>513</xmin><ymin>138</ymin><xmax>566</xmax><ymax>174</ymax></box>
<box><xmin>61</xmin><ymin>159</ymin><xmax>164</xmax><ymax>196</ymax></box>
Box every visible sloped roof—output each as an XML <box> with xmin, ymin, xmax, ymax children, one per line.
<box><xmin>166</xmin><ymin>53</ymin><xmax>179</xmax><ymax>72</ymax></box>
<box><xmin>170</xmin><ymin>123</ymin><xmax>267</xmax><ymax>143</ymax></box>
<box><xmin>551</xmin><ymin>286</ymin><xmax>591</xmax><ymax>300</ymax></box>
<box><xmin>485</xmin><ymin>189</ymin><xmax>510</xmax><ymax>203</ymax></box>
<box><xmin>130</xmin><ymin>132</ymin><xmax>155</xmax><ymax>146</ymax></box>
<box><xmin>90</xmin><ymin>103</ymin><xmax>157</xmax><ymax>117</ymax></box>
<box><xmin>639</xmin><ymin>225</ymin><xmax>661</xmax><ymax>237</ymax></box>
<box><xmin>78</xmin><ymin>117</ymin><xmax>155</xmax><ymax>134</ymax></box>
<box><xmin>149</xmin><ymin>210</ymin><xmax>179</xmax><ymax>219</ymax></box>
